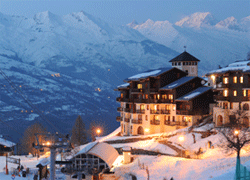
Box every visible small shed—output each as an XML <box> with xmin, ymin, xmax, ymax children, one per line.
<box><xmin>36</xmin><ymin>157</ymin><xmax>50</xmax><ymax>180</ymax></box>
<box><xmin>71</xmin><ymin>142</ymin><xmax>119</xmax><ymax>173</ymax></box>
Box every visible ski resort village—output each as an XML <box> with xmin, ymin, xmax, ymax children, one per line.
<box><xmin>0</xmin><ymin>2</ymin><xmax>249</xmax><ymax>180</ymax></box>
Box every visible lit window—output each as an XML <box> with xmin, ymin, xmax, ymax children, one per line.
<box><xmin>137</xmin><ymin>84</ymin><xmax>142</xmax><ymax>89</ymax></box>
<box><xmin>155</xmin><ymin>115</ymin><xmax>159</xmax><ymax>120</ymax></box>
<box><xmin>223</xmin><ymin>89</ymin><xmax>228</xmax><ymax>97</ymax></box>
<box><xmin>223</xmin><ymin>77</ymin><xmax>229</xmax><ymax>84</ymax></box>
<box><xmin>157</xmin><ymin>94</ymin><xmax>160</xmax><ymax>99</ymax></box>
<box><xmin>243</xmin><ymin>90</ymin><xmax>247</xmax><ymax>97</ymax></box>
<box><xmin>141</xmin><ymin>105</ymin><xmax>145</xmax><ymax>110</ymax></box>
<box><xmin>121</xmin><ymin>93</ymin><xmax>123</xmax><ymax>98</ymax></box>
<box><xmin>233</xmin><ymin>76</ymin><xmax>237</xmax><ymax>83</ymax></box>
<box><xmin>233</xmin><ymin>90</ymin><xmax>237</xmax><ymax>96</ymax></box>
<box><xmin>173</xmin><ymin>106</ymin><xmax>176</xmax><ymax>111</ymax></box>
<box><xmin>145</xmin><ymin>94</ymin><xmax>148</xmax><ymax>99</ymax></box>
<box><xmin>165</xmin><ymin>105</ymin><xmax>170</xmax><ymax>110</ymax></box>
<box><xmin>154</xmin><ymin>105</ymin><xmax>157</xmax><ymax>110</ymax></box>
<box><xmin>169</xmin><ymin>94</ymin><xmax>173</xmax><ymax>99</ymax></box>
<box><xmin>162</xmin><ymin>94</ymin><xmax>167</xmax><ymax>99</ymax></box>
<box><xmin>240</xmin><ymin>76</ymin><xmax>243</xmax><ymax>83</ymax></box>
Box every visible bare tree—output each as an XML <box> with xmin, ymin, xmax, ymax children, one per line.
<box><xmin>218</xmin><ymin>110</ymin><xmax>250</xmax><ymax>163</ymax></box>
<box><xmin>71</xmin><ymin>115</ymin><xmax>87</xmax><ymax>147</ymax></box>
<box><xmin>20</xmin><ymin>123</ymin><xmax>47</xmax><ymax>156</ymax></box>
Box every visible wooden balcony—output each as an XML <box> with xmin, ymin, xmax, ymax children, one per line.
<box><xmin>161</xmin><ymin>109</ymin><xmax>170</xmax><ymax>114</ymax></box>
<box><xmin>116</xmin><ymin>116</ymin><xmax>122</xmax><ymax>122</ymax></box>
<box><xmin>136</xmin><ymin>109</ymin><xmax>145</xmax><ymax>114</ymax></box>
<box><xmin>242</xmin><ymin>97</ymin><xmax>250</xmax><ymax>101</ymax></box>
<box><xmin>214</xmin><ymin>95</ymin><xmax>230</xmax><ymax>101</ymax></box>
<box><xmin>176</xmin><ymin>110</ymin><xmax>194</xmax><ymax>115</ymax></box>
<box><xmin>150</xmin><ymin>120</ymin><xmax>160</xmax><ymax>125</ymax></box>
<box><xmin>124</xmin><ymin>118</ymin><xmax>130</xmax><ymax>123</ymax></box>
<box><xmin>149</xmin><ymin>99</ymin><xmax>173</xmax><ymax>103</ymax></box>
<box><xmin>131</xmin><ymin>119</ymin><xmax>142</xmax><ymax>124</ymax></box>
<box><xmin>131</xmin><ymin>89</ymin><xmax>144</xmax><ymax>93</ymax></box>
<box><xmin>117</xmin><ymin>107</ymin><xmax>123</xmax><ymax>112</ymax></box>
<box><xmin>150</xmin><ymin>109</ymin><xmax>161</xmax><ymax>114</ymax></box>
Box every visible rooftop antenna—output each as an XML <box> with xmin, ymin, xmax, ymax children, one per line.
<box><xmin>184</xmin><ymin>46</ymin><xmax>187</xmax><ymax>52</ymax></box>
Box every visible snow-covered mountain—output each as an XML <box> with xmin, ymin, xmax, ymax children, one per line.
<box><xmin>129</xmin><ymin>12</ymin><xmax>250</xmax><ymax>74</ymax></box>
<box><xmin>0</xmin><ymin>11</ymin><xmax>178</xmax><ymax>139</ymax></box>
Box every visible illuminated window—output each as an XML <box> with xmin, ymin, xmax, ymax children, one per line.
<box><xmin>157</xmin><ymin>94</ymin><xmax>160</xmax><ymax>99</ymax></box>
<box><xmin>121</xmin><ymin>93</ymin><xmax>123</xmax><ymax>98</ymax></box>
<box><xmin>165</xmin><ymin>105</ymin><xmax>170</xmax><ymax>110</ymax></box>
<box><xmin>223</xmin><ymin>89</ymin><xmax>228</xmax><ymax>97</ymax></box>
<box><xmin>154</xmin><ymin>105</ymin><xmax>157</xmax><ymax>110</ymax></box>
<box><xmin>233</xmin><ymin>90</ymin><xmax>237</xmax><ymax>96</ymax></box>
<box><xmin>173</xmin><ymin>106</ymin><xmax>176</xmax><ymax>111</ymax></box>
<box><xmin>233</xmin><ymin>76</ymin><xmax>237</xmax><ymax>83</ymax></box>
<box><xmin>155</xmin><ymin>115</ymin><xmax>159</xmax><ymax>120</ymax></box>
<box><xmin>141</xmin><ymin>105</ymin><xmax>145</xmax><ymax>110</ymax></box>
<box><xmin>137</xmin><ymin>84</ymin><xmax>142</xmax><ymax>89</ymax></box>
<box><xmin>145</xmin><ymin>94</ymin><xmax>148</xmax><ymax>99</ymax></box>
<box><xmin>162</xmin><ymin>94</ymin><xmax>167</xmax><ymax>99</ymax></box>
<box><xmin>223</xmin><ymin>77</ymin><xmax>229</xmax><ymax>84</ymax></box>
<box><xmin>147</xmin><ymin>105</ymin><xmax>149</xmax><ymax>110</ymax></box>
<box><xmin>169</xmin><ymin>94</ymin><xmax>173</xmax><ymax>100</ymax></box>
<box><xmin>240</xmin><ymin>76</ymin><xmax>243</xmax><ymax>83</ymax></box>
<box><xmin>243</xmin><ymin>90</ymin><xmax>247</xmax><ymax>97</ymax></box>
<box><xmin>230</xmin><ymin>102</ymin><xmax>233</xmax><ymax>109</ymax></box>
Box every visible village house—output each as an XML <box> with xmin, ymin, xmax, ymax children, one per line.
<box><xmin>115</xmin><ymin>51</ymin><xmax>214</xmax><ymax>136</ymax></box>
<box><xmin>0</xmin><ymin>137</ymin><xmax>15</xmax><ymax>156</ymax></box>
<box><xmin>206</xmin><ymin>60</ymin><xmax>250</xmax><ymax>127</ymax></box>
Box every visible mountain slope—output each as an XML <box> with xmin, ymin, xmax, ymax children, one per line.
<box><xmin>0</xmin><ymin>11</ymin><xmax>179</xmax><ymax>140</ymax></box>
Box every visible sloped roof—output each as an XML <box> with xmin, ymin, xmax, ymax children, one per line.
<box><xmin>175</xmin><ymin>86</ymin><xmax>212</xmax><ymax>101</ymax></box>
<box><xmin>206</xmin><ymin>60</ymin><xmax>250</xmax><ymax>75</ymax></box>
<box><xmin>0</xmin><ymin>137</ymin><xmax>15</xmax><ymax>147</ymax></box>
<box><xmin>160</xmin><ymin>76</ymin><xmax>196</xmax><ymax>90</ymax></box>
<box><xmin>124</xmin><ymin>67</ymin><xmax>172</xmax><ymax>82</ymax></box>
<box><xmin>169</xmin><ymin>51</ymin><xmax>200</xmax><ymax>62</ymax></box>
<box><xmin>116</xmin><ymin>83</ymin><xmax>130</xmax><ymax>89</ymax></box>
<box><xmin>75</xmin><ymin>142</ymin><xmax>119</xmax><ymax>168</ymax></box>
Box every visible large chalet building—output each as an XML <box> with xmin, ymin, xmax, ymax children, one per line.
<box><xmin>206</xmin><ymin>60</ymin><xmax>250</xmax><ymax>127</ymax></box>
<box><xmin>115</xmin><ymin>51</ymin><xmax>214</xmax><ymax>136</ymax></box>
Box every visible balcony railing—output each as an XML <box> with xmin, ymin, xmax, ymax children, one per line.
<box><xmin>117</xmin><ymin>107</ymin><xmax>123</xmax><ymax>112</ymax></box>
<box><xmin>150</xmin><ymin>120</ymin><xmax>160</xmax><ymax>125</ymax></box>
<box><xmin>124</xmin><ymin>118</ymin><xmax>130</xmax><ymax>123</ymax></box>
<box><xmin>176</xmin><ymin>110</ymin><xmax>194</xmax><ymax>115</ymax></box>
<box><xmin>214</xmin><ymin>95</ymin><xmax>230</xmax><ymax>101</ymax></box>
<box><xmin>131</xmin><ymin>89</ymin><xmax>144</xmax><ymax>93</ymax></box>
<box><xmin>150</xmin><ymin>109</ymin><xmax>161</xmax><ymax>114</ymax></box>
<box><xmin>136</xmin><ymin>109</ymin><xmax>145</xmax><ymax>114</ymax></box>
<box><xmin>116</xmin><ymin>116</ymin><xmax>122</xmax><ymax>122</ymax></box>
<box><xmin>161</xmin><ymin>109</ymin><xmax>170</xmax><ymax>114</ymax></box>
<box><xmin>131</xmin><ymin>119</ymin><xmax>142</xmax><ymax>124</ymax></box>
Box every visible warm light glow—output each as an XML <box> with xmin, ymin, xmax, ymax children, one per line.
<box><xmin>46</xmin><ymin>142</ymin><xmax>51</xmax><ymax>146</ymax></box>
<box><xmin>96</xmin><ymin>128</ymin><xmax>101</xmax><ymax>135</ymax></box>
<box><xmin>145</xmin><ymin>128</ymin><xmax>150</xmax><ymax>133</ymax></box>
<box><xmin>179</xmin><ymin>136</ymin><xmax>185</xmax><ymax>142</ymax></box>
<box><xmin>240</xmin><ymin>76</ymin><xmax>243</xmax><ymax>83</ymax></box>
<box><xmin>234</xmin><ymin>130</ymin><xmax>239</xmax><ymax>136</ymax></box>
<box><xmin>211</xmin><ymin>75</ymin><xmax>216</xmax><ymax>82</ymax></box>
<box><xmin>233</xmin><ymin>90</ymin><xmax>237</xmax><ymax>96</ymax></box>
<box><xmin>223</xmin><ymin>77</ymin><xmax>229</xmax><ymax>84</ymax></box>
<box><xmin>223</xmin><ymin>89</ymin><xmax>228</xmax><ymax>97</ymax></box>
<box><xmin>233</xmin><ymin>76</ymin><xmax>237</xmax><ymax>83</ymax></box>
<box><xmin>243</xmin><ymin>90</ymin><xmax>247</xmax><ymax>97</ymax></box>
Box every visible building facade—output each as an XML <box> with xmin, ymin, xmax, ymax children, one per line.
<box><xmin>116</xmin><ymin>52</ymin><xmax>214</xmax><ymax>136</ymax></box>
<box><xmin>206</xmin><ymin>60</ymin><xmax>250</xmax><ymax>127</ymax></box>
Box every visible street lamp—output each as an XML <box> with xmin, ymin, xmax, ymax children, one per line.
<box><xmin>96</xmin><ymin>128</ymin><xmax>101</xmax><ymax>137</ymax></box>
<box><xmin>179</xmin><ymin>135</ymin><xmax>185</xmax><ymax>157</ymax></box>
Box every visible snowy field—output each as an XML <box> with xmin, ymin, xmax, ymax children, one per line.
<box><xmin>1</xmin><ymin>123</ymin><xmax>250</xmax><ymax>180</ymax></box>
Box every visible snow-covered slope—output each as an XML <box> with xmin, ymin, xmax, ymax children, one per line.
<box><xmin>0</xmin><ymin>11</ymin><xmax>179</xmax><ymax>139</ymax></box>
<box><xmin>129</xmin><ymin>12</ymin><xmax>250</xmax><ymax>74</ymax></box>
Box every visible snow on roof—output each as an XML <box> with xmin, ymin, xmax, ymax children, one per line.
<box><xmin>117</xmin><ymin>83</ymin><xmax>130</xmax><ymax>89</ymax></box>
<box><xmin>206</xmin><ymin>60</ymin><xmax>250</xmax><ymax>75</ymax></box>
<box><xmin>124</xmin><ymin>67</ymin><xmax>172</xmax><ymax>81</ymax></box>
<box><xmin>36</xmin><ymin>157</ymin><xmax>50</xmax><ymax>167</ymax></box>
<box><xmin>75</xmin><ymin>142</ymin><xmax>119</xmax><ymax>168</ymax></box>
<box><xmin>0</xmin><ymin>137</ymin><xmax>16</xmax><ymax>147</ymax></box>
<box><xmin>176</xmin><ymin>86</ymin><xmax>212</xmax><ymax>101</ymax></box>
<box><xmin>160</xmin><ymin>76</ymin><xmax>195</xmax><ymax>90</ymax></box>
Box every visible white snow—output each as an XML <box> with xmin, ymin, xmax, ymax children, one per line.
<box><xmin>128</xmin><ymin>70</ymin><xmax>161</xmax><ymax>80</ymax></box>
<box><xmin>184</xmin><ymin>92</ymin><xmax>201</xmax><ymax>99</ymax></box>
<box><xmin>0</xmin><ymin>138</ymin><xmax>15</xmax><ymax>147</ymax></box>
<box><xmin>167</xmin><ymin>83</ymin><xmax>178</xmax><ymax>88</ymax></box>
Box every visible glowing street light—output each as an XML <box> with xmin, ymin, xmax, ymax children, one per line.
<box><xmin>96</xmin><ymin>128</ymin><xmax>101</xmax><ymax>136</ymax></box>
<box><xmin>234</xmin><ymin>130</ymin><xmax>239</xmax><ymax>136</ymax></box>
<box><xmin>46</xmin><ymin>141</ymin><xmax>51</xmax><ymax>146</ymax></box>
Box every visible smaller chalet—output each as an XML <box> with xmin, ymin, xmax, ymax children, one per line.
<box><xmin>206</xmin><ymin>60</ymin><xmax>250</xmax><ymax>127</ymax></box>
<box><xmin>0</xmin><ymin>137</ymin><xmax>16</xmax><ymax>156</ymax></box>
<box><xmin>115</xmin><ymin>51</ymin><xmax>214</xmax><ymax>136</ymax></box>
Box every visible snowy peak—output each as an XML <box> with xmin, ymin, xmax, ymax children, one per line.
<box><xmin>127</xmin><ymin>20</ymin><xmax>139</xmax><ymax>28</ymax></box>
<box><xmin>215</xmin><ymin>16</ymin><xmax>240</xmax><ymax>30</ymax></box>
<box><xmin>240</xmin><ymin>16</ymin><xmax>250</xmax><ymax>31</ymax></box>
<box><xmin>175</xmin><ymin>12</ymin><xmax>218</xmax><ymax>28</ymax></box>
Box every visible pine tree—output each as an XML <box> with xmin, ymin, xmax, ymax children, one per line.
<box><xmin>71</xmin><ymin>115</ymin><xmax>87</xmax><ymax>147</ymax></box>
<box><xmin>20</xmin><ymin>122</ymin><xmax>47</xmax><ymax>156</ymax></box>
